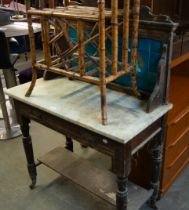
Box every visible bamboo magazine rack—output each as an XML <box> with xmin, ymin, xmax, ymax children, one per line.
<box><xmin>25</xmin><ymin>0</ymin><xmax>141</xmax><ymax>125</ymax></box>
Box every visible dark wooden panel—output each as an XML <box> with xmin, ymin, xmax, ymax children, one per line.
<box><xmin>38</xmin><ymin>146</ymin><xmax>152</xmax><ymax>209</ymax></box>
<box><xmin>153</xmin><ymin>0</ymin><xmax>189</xmax><ymax>21</ymax></box>
<box><xmin>153</xmin><ymin>0</ymin><xmax>177</xmax><ymax>17</ymax></box>
<box><xmin>140</xmin><ymin>0</ymin><xmax>152</xmax><ymax>7</ymax></box>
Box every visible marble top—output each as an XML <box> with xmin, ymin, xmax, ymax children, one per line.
<box><xmin>0</xmin><ymin>22</ymin><xmax>41</xmax><ymax>37</ymax></box>
<box><xmin>5</xmin><ymin>78</ymin><xmax>172</xmax><ymax>144</ymax></box>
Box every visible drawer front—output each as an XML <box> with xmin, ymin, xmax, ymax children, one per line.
<box><xmin>161</xmin><ymin>146</ymin><xmax>189</xmax><ymax>193</ymax></box>
<box><xmin>164</xmin><ymin>127</ymin><xmax>189</xmax><ymax>166</ymax></box>
<box><xmin>166</xmin><ymin>110</ymin><xmax>189</xmax><ymax>145</ymax></box>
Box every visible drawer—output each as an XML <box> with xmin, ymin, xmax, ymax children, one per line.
<box><xmin>166</xmin><ymin>109</ymin><xmax>189</xmax><ymax>145</ymax></box>
<box><xmin>161</xmin><ymin>146</ymin><xmax>189</xmax><ymax>192</ymax></box>
<box><xmin>164</xmin><ymin>127</ymin><xmax>189</xmax><ymax>166</ymax></box>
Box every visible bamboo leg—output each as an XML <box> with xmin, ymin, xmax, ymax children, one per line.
<box><xmin>122</xmin><ymin>0</ymin><xmax>130</xmax><ymax>72</ymax></box>
<box><xmin>25</xmin><ymin>1</ymin><xmax>37</xmax><ymax>97</ymax></box>
<box><xmin>99</xmin><ymin>0</ymin><xmax>107</xmax><ymax>125</ymax></box>
<box><xmin>111</xmin><ymin>0</ymin><xmax>118</xmax><ymax>75</ymax></box>
<box><xmin>77</xmin><ymin>20</ymin><xmax>85</xmax><ymax>76</ymax></box>
<box><xmin>131</xmin><ymin>0</ymin><xmax>141</xmax><ymax>97</ymax></box>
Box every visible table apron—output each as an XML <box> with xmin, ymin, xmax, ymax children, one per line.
<box><xmin>14</xmin><ymin>99</ymin><xmax>163</xmax><ymax>157</ymax></box>
<box><xmin>14</xmin><ymin>99</ymin><xmax>120</xmax><ymax>156</ymax></box>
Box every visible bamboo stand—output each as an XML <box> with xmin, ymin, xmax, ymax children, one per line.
<box><xmin>25</xmin><ymin>0</ymin><xmax>141</xmax><ymax>125</ymax></box>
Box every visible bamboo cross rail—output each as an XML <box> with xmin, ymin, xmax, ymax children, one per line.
<box><xmin>25</xmin><ymin>0</ymin><xmax>141</xmax><ymax>125</ymax></box>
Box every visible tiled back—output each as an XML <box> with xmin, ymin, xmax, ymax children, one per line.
<box><xmin>112</xmin><ymin>37</ymin><xmax>162</xmax><ymax>92</ymax></box>
<box><xmin>69</xmin><ymin>28</ymin><xmax>162</xmax><ymax>92</ymax></box>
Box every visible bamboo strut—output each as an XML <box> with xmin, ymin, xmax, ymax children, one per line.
<box><xmin>27</xmin><ymin>9</ymin><xmax>102</xmax><ymax>21</ymax></box>
<box><xmin>53</xmin><ymin>60</ymin><xmax>94</xmax><ymax>72</ymax></box>
<box><xmin>27</xmin><ymin>5</ymin><xmax>124</xmax><ymax>21</ymax></box>
<box><xmin>35</xmin><ymin>63</ymin><xmax>100</xmax><ymax>85</ymax></box>
<box><xmin>49</xmin><ymin>55</ymin><xmax>78</xmax><ymax>66</ymax></box>
<box><xmin>77</xmin><ymin>20</ymin><xmax>85</xmax><ymax>76</ymax></box>
<box><xmin>111</xmin><ymin>0</ymin><xmax>118</xmax><ymax>75</ymax></box>
<box><xmin>106</xmin><ymin>67</ymin><xmax>133</xmax><ymax>83</ymax></box>
<box><xmin>122</xmin><ymin>0</ymin><xmax>130</xmax><ymax>72</ymax></box>
<box><xmin>53</xmin><ymin>23</ymin><xmax>123</xmax><ymax>69</ymax></box>
<box><xmin>41</xmin><ymin>17</ymin><xmax>51</xmax><ymax>67</ymax></box>
<box><xmin>54</xmin><ymin>19</ymin><xmax>74</xmax><ymax>67</ymax></box>
<box><xmin>61</xmin><ymin>21</ymin><xmax>74</xmax><ymax>48</ymax></box>
<box><xmin>54</xmin><ymin>42</ymin><xmax>62</xmax><ymax>56</ymax></box>
<box><xmin>99</xmin><ymin>0</ymin><xmax>107</xmax><ymax>125</ymax></box>
<box><xmin>25</xmin><ymin>1</ymin><xmax>37</xmax><ymax>97</ymax></box>
<box><xmin>131</xmin><ymin>0</ymin><xmax>140</xmax><ymax>96</ymax></box>
<box><xmin>54</xmin><ymin>18</ymin><xmax>69</xmax><ymax>65</ymax></box>
<box><xmin>64</xmin><ymin>18</ymin><xmax>124</xmax><ymax>65</ymax></box>
<box><xmin>45</xmin><ymin>18</ymin><xmax>52</xmax><ymax>66</ymax></box>
<box><xmin>85</xmin><ymin>68</ymin><xmax>99</xmax><ymax>76</ymax></box>
<box><xmin>90</xmin><ymin>22</ymin><xmax>98</xmax><ymax>36</ymax></box>
<box><xmin>49</xmin><ymin>30</ymin><xmax>64</xmax><ymax>44</ymax></box>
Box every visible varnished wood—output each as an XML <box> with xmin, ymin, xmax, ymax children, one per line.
<box><xmin>38</xmin><ymin>146</ymin><xmax>152</xmax><ymax>209</ymax></box>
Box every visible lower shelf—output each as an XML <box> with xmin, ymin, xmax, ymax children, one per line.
<box><xmin>38</xmin><ymin>146</ymin><xmax>152</xmax><ymax>210</ymax></box>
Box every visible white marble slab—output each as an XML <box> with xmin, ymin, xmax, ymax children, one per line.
<box><xmin>5</xmin><ymin>78</ymin><xmax>172</xmax><ymax>144</ymax></box>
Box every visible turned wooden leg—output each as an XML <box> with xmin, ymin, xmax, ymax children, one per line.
<box><xmin>116</xmin><ymin>177</ymin><xmax>128</xmax><ymax>210</ymax></box>
<box><xmin>115</xmin><ymin>144</ymin><xmax>132</xmax><ymax>210</ymax></box>
<box><xmin>65</xmin><ymin>136</ymin><xmax>73</xmax><ymax>152</ymax></box>
<box><xmin>20</xmin><ymin>116</ymin><xmax>37</xmax><ymax>189</ymax></box>
<box><xmin>147</xmin><ymin>135</ymin><xmax>163</xmax><ymax>209</ymax></box>
<box><xmin>148</xmin><ymin>116</ymin><xmax>167</xmax><ymax>209</ymax></box>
